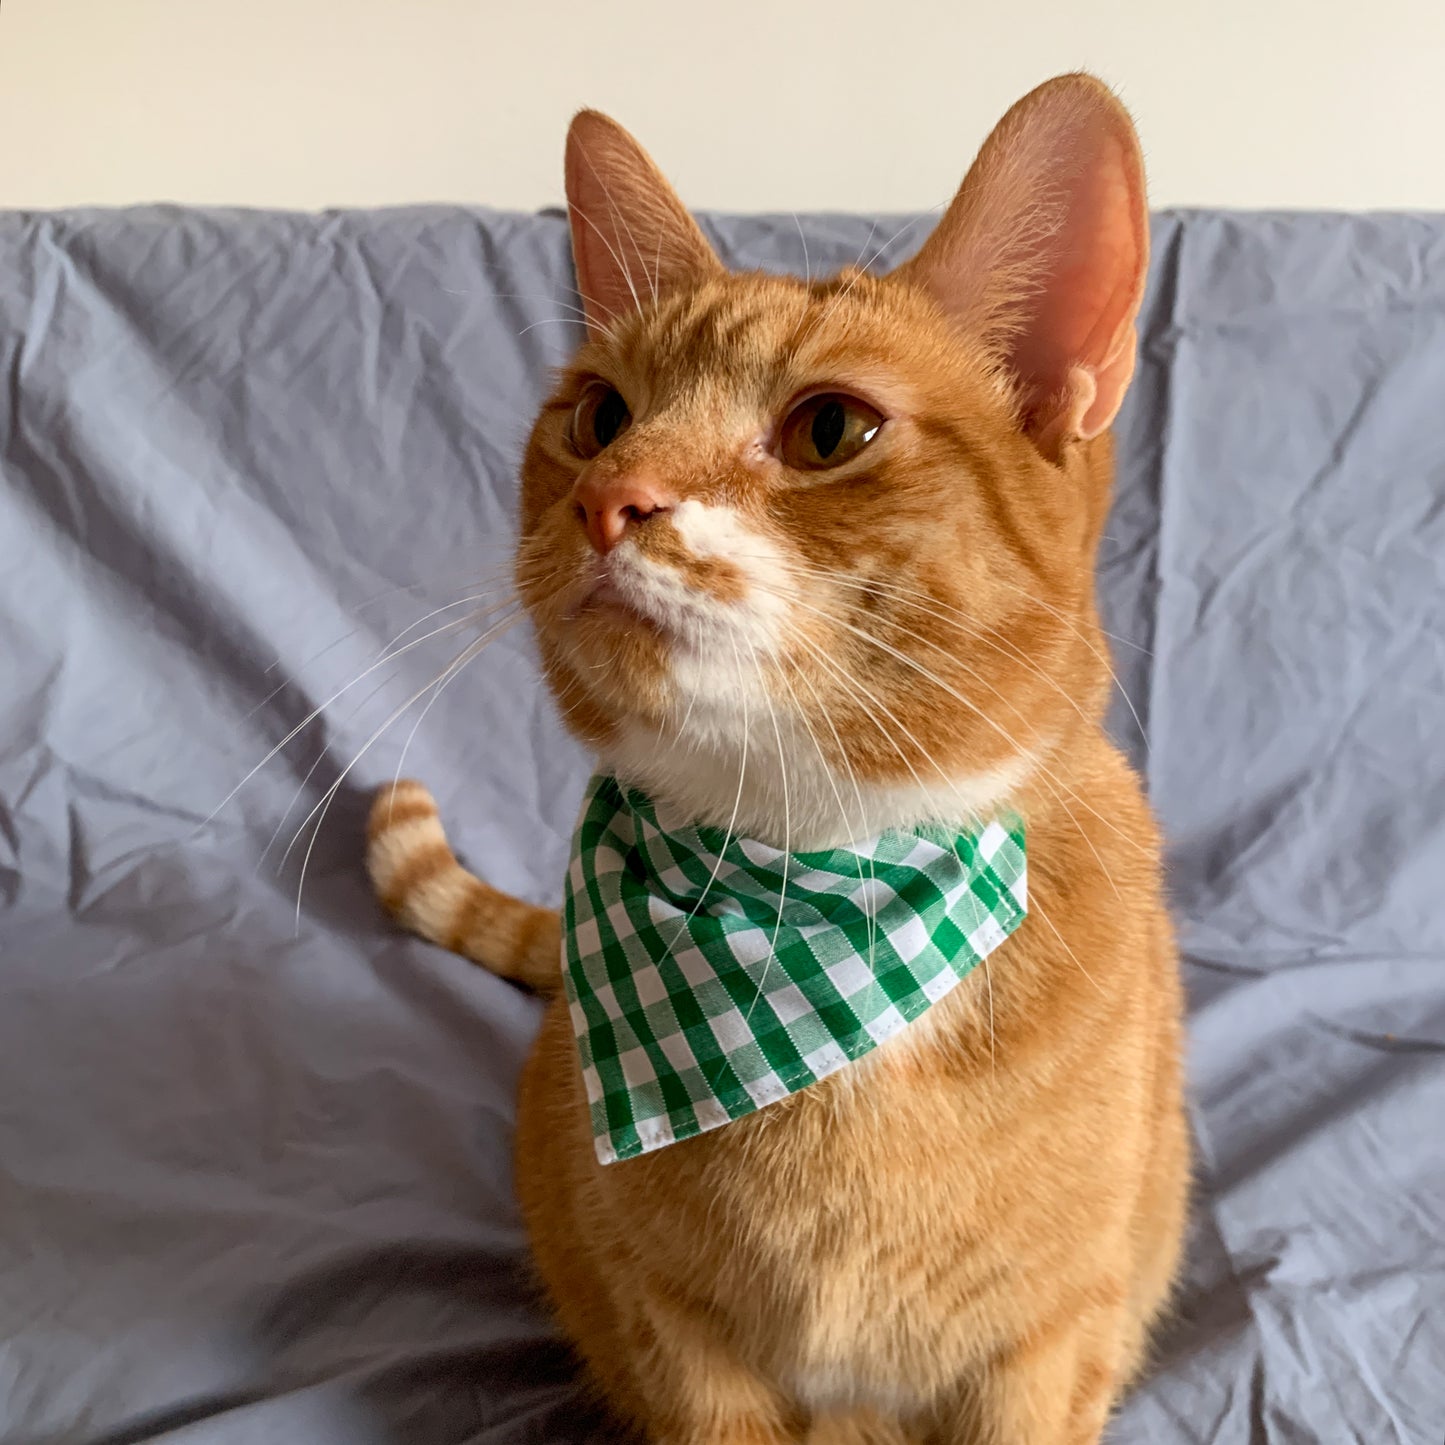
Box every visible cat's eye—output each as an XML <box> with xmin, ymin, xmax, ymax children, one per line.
<box><xmin>779</xmin><ymin>393</ymin><xmax>884</xmax><ymax>471</ymax></box>
<box><xmin>571</xmin><ymin>384</ymin><xmax>632</xmax><ymax>458</ymax></box>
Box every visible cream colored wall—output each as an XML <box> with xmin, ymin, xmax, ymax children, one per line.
<box><xmin>2</xmin><ymin>0</ymin><xmax>1442</xmax><ymax>213</ymax></box>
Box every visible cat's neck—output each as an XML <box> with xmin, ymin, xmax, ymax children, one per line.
<box><xmin>599</xmin><ymin>719</ymin><xmax>1033</xmax><ymax>851</ymax></box>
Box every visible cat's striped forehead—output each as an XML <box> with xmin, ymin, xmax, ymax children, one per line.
<box><xmin>593</xmin><ymin>270</ymin><xmax>887</xmax><ymax>397</ymax></box>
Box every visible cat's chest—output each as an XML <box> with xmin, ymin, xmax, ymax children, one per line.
<box><xmin>616</xmin><ymin>1049</ymin><xmax>1010</xmax><ymax>1390</ymax></box>
<box><xmin>702</xmin><ymin>1142</ymin><xmax>1004</xmax><ymax>1415</ymax></box>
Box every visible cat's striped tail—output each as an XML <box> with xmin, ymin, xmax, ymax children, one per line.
<box><xmin>366</xmin><ymin>780</ymin><xmax>563</xmax><ymax>996</ymax></box>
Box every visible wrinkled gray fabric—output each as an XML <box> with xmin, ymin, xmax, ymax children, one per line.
<box><xmin>0</xmin><ymin>206</ymin><xmax>1442</xmax><ymax>1444</ymax></box>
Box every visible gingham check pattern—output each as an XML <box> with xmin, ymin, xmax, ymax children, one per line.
<box><xmin>563</xmin><ymin>775</ymin><xmax>1027</xmax><ymax>1164</ymax></box>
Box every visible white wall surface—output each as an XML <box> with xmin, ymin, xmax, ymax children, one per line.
<box><xmin>2</xmin><ymin>0</ymin><xmax>1443</xmax><ymax>214</ymax></box>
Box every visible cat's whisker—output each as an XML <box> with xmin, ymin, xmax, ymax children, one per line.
<box><xmin>847</xmin><ymin>220</ymin><xmax>881</xmax><ymax>276</ymax></box>
<box><xmin>514</xmin><ymin>558</ymin><xmax>584</xmax><ymax>606</ymax></box>
<box><xmin>791</xmin><ymin>212</ymin><xmax>812</xmax><ymax>288</ymax></box>
<box><xmin>803</xmin><ymin>583</ymin><xmax>1127</xmax><ymax>901</ymax></box>
<box><xmin>496</xmin><ymin>296</ymin><xmax>593</xmax><ymax>324</ymax></box>
<box><xmin>389</xmin><ymin>613</ymin><xmax>523</xmax><ymax>816</ymax></box>
<box><xmin>249</xmin><ymin>628</ymin><xmax>370</xmax><ymax>717</ymax></box>
<box><xmin>785</xmin><ymin>624</ymin><xmax>966</xmax><ymax>825</ymax></box>
<box><xmin>196</xmin><ymin>611</ymin><xmax>489</xmax><ymax>836</ymax></box>
<box><xmin>587</xmin><ymin>152</ymin><xmax>659</xmax><ymax>309</ymax></box>
<box><xmin>761</xmin><ymin>559</ymin><xmax>1102</xmax><ymax>735</ymax></box>
<box><xmin>516</xmin><ymin>316</ymin><xmax>590</xmax><ymax>338</ymax></box>
<box><xmin>803</xmin><ymin>557</ymin><xmax>1150</xmax><ymax>739</ymax></box>
<box><xmin>286</xmin><ymin>609</ymin><xmax>524</xmax><ymax>926</ymax></box>
<box><xmin>982</xmin><ymin>952</ymin><xmax>997</xmax><ymax>1077</ymax></box>
<box><xmin>571</xmin><ymin>286</ymin><xmax>625</xmax><ymax>330</ymax></box>
<box><xmin>1001</xmin><ymin>575</ymin><xmax>1151</xmax><ymax>660</ymax></box>
<box><xmin>799</xmin><ymin>580</ymin><xmax>1126</xmax><ymax>904</ymax></box>
<box><xmin>770</xmin><ymin>588</ymin><xmax>1149</xmax><ymax>860</ymax></box>
<box><xmin>500</xmin><ymin>290</ymin><xmax>597</xmax><ymax>335</ymax></box>
<box><xmin>376</xmin><ymin>587</ymin><xmax>520</xmax><ymax>660</ymax></box>
<box><xmin>755</xmin><ymin>568</ymin><xmax>1127</xmax><ymax>900</ymax></box>
<box><xmin>794</xmin><ymin>213</ymin><xmax>930</xmax><ymax>352</ymax></box>
<box><xmin>791</xmin><ymin>589</ymin><xmax>1115</xmax><ymax>936</ymax></box>
<box><xmin>255</xmin><ymin>560</ymin><xmax>521</xmax><ymax>685</ymax></box>
<box><xmin>778</xmin><ymin>590</ymin><xmax>1038</xmax><ymax>784</ymax></box>
<box><xmin>783</xmin><ymin>220</ymin><xmax>876</xmax><ymax>353</ymax></box>
<box><xmin>552</xmin><ymin>695</ymin><xmax>591</xmax><ymax>726</ymax></box>
<box><xmin>788</xmin><ymin>594</ymin><xmax>1130</xmax><ymax>907</ymax></box>
<box><xmin>779</xmin><ymin>216</ymin><xmax>816</xmax><ymax>351</ymax></box>
<box><xmin>771</xmin><ymin>644</ymin><xmax>878</xmax><ymax>970</ymax></box>
<box><xmin>283</xmin><ymin>647</ymin><xmax>476</xmax><ymax>904</ymax></box>
<box><xmin>740</xmin><ymin>635</ymin><xmax>792</xmax><ymax>1027</ymax></box>
<box><xmin>725</xmin><ymin>550</ymin><xmax>1106</xmax><ymax>739</ymax></box>
<box><xmin>692</xmin><ymin>635</ymin><xmax>752</xmax><ymax>1079</ymax></box>
<box><xmin>783</xmin><ymin>283</ymin><xmax>816</xmax><ymax>352</ymax></box>
<box><xmin>493</xmin><ymin>285</ymin><xmax>626</xmax><ymax>332</ymax></box>
<box><xmin>655</xmin><ymin>637</ymin><xmax>753</xmax><ymax>1009</ymax></box>
<box><xmin>756</xmin><ymin>560</ymin><xmax>1073</xmax><ymax>719</ymax></box>
<box><xmin>571</xmin><ymin>164</ymin><xmax>645</xmax><ymax>318</ymax></box>
<box><xmin>1021</xmin><ymin>887</ymin><xmax>1107</xmax><ymax>998</ymax></box>
<box><xmin>240</xmin><ymin>575</ymin><xmax>527</xmax><ymax>818</ymax></box>
<box><xmin>993</xmin><ymin>577</ymin><xmax>1151</xmax><ymax>745</ymax></box>
<box><xmin>674</xmin><ymin>667</ymin><xmax>701</xmax><ymax>742</ymax></box>
<box><xmin>485</xmin><ymin>288</ymin><xmax>616</xmax><ymax>322</ymax></box>
<box><xmin>558</xmin><ymin>211</ymin><xmax>634</xmax><ymax>334</ymax></box>
<box><xmin>783</xmin><ymin>629</ymin><xmax>1021</xmax><ymax>1048</ymax></box>
<box><xmin>256</xmin><ymin>664</ymin><xmax>406</xmax><ymax>873</ymax></box>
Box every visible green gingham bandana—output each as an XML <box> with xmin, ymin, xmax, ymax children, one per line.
<box><xmin>563</xmin><ymin>775</ymin><xmax>1027</xmax><ymax>1164</ymax></box>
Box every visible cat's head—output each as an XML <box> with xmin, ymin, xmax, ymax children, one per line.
<box><xmin>515</xmin><ymin>74</ymin><xmax>1147</xmax><ymax>847</ymax></box>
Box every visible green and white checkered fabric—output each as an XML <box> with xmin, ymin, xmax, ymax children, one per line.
<box><xmin>563</xmin><ymin>774</ymin><xmax>1027</xmax><ymax>1164</ymax></box>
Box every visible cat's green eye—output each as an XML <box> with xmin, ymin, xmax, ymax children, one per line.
<box><xmin>779</xmin><ymin>393</ymin><xmax>884</xmax><ymax>471</ymax></box>
<box><xmin>571</xmin><ymin>384</ymin><xmax>632</xmax><ymax>458</ymax></box>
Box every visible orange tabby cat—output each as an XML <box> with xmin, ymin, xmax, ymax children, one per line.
<box><xmin>368</xmin><ymin>73</ymin><xmax>1188</xmax><ymax>1445</ymax></box>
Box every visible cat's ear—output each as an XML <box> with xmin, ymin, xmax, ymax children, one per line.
<box><xmin>896</xmin><ymin>74</ymin><xmax>1148</xmax><ymax>457</ymax></box>
<box><xmin>565</xmin><ymin>110</ymin><xmax>722</xmax><ymax>338</ymax></box>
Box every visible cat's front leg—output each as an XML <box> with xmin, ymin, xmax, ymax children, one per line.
<box><xmin>628</xmin><ymin>1294</ymin><xmax>809</xmax><ymax>1445</ymax></box>
<box><xmin>921</xmin><ymin>1301</ymin><xmax>1128</xmax><ymax>1445</ymax></box>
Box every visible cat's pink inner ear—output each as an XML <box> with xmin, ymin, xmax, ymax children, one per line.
<box><xmin>564</xmin><ymin>111</ymin><xmax>722</xmax><ymax>338</ymax></box>
<box><xmin>896</xmin><ymin>75</ymin><xmax>1148</xmax><ymax>454</ymax></box>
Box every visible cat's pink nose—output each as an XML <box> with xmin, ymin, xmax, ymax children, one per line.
<box><xmin>573</xmin><ymin>471</ymin><xmax>675</xmax><ymax>554</ymax></box>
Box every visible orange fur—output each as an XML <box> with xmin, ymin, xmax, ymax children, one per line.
<box><xmin>366</xmin><ymin>780</ymin><xmax>560</xmax><ymax>992</ymax></box>
<box><xmin>369</xmin><ymin>73</ymin><xmax>1188</xmax><ymax>1444</ymax></box>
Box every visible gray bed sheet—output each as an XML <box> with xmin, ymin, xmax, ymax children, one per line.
<box><xmin>0</xmin><ymin>205</ymin><xmax>1441</xmax><ymax>1444</ymax></box>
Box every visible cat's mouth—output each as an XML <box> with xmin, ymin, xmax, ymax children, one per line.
<box><xmin>556</xmin><ymin>509</ymin><xmax>790</xmax><ymax>668</ymax></box>
<box><xmin>569</xmin><ymin>550</ymin><xmax>686</xmax><ymax>641</ymax></box>
<box><xmin>573</xmin><ymin>573</ymin><xmax>666</xmax><ymax>636</ymax></box>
